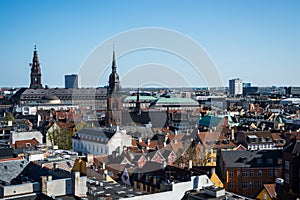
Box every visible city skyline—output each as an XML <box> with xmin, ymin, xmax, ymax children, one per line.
<box><xmin>0</xmin><ymin>0</ymin><xmax>300</xmax><ymax>88</ymax></box>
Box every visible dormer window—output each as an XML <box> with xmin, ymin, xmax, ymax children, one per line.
<box><xmin>257</xmin><ymin>158</ymin><xmax>262</xmax><ymax>164</ymax></box>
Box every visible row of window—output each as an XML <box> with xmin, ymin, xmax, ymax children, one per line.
<box><xmin>229</xmin><ymin>170</ymin><xmax>276</xmax><ymax>177</ymax></box>
<box><xmin>73</xmin><ymin>142</ymin><xmax>108</xmax><ymax>154</ymax></box>
<box><xmin>228</xmin><ymin>181</ymin><xmax>263</xmax><ymax>189</ymax></box>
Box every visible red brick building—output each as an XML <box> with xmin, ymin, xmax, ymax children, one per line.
<box><xmin>218</xmin><ymin>149</ymin><xmax>282</xmax><ymax>198</ymax></box>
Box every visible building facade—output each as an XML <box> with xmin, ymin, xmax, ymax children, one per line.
<box><xmin>219</xmin><ymin>149</ymin><xmax>282</xmax><ymax>198</ymax></box>
<box><xmin>65</xmin><ymin>74</ymin><xmax>80</xmax><ymax>89</ymax></box>
<box><xmin>229</xmin><ymin>78</ymin><xmax>243</xmax><ymax>96</ymax></box>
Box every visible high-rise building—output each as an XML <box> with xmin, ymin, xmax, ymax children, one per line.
<box><xmin>29</xmin><ymin>45</ymin><xmax>43</xmax><ymax>89</ymax></box>
<box><xmin>65</xmin><ymin>74</ymin><xmax>80</xmax><ymax>88</ymax></box>
<box><xmin>229</xmin><ymin>78</ymin><xmax>243</xmax><ymax>96</ymax></box>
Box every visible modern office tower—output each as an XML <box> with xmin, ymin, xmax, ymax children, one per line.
<box><xmin>229</xmin><ymin>78</ymin><xmax>243</xmax><ymax>95</ymax></box>
<box><xmin>65</xmin><ymin>74</ymin><xmax>80</xmax><ymax>89</ymax></box>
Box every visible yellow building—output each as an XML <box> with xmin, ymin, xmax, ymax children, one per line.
<box><xmin>256</xmin><ymin>184</ymin><xmax>276</xmax><ymax>200</ymax></box>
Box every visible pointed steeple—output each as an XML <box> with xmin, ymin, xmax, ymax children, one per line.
<box><xmin>29</xmin><ymin>45</ymin><xmax>42</xmax><ymax>89</ymax></box>
<box><xmin>32</xmin><ymin>45</ymin><xmax>39</xmax><ymax>67</ymax></box>
<box><xmin>112</xmin><ymin>45</ymin><xmax>116</xmax><ymax>73</ymax></box>
<box><xmin>136</xmin><ymin>87</ymin><xmax>141</xmax><ymax>115</ymax></box>
<box><xmin>108</xmin><ymin>45</ymin><xmax>120</xmax><ymax>95</ymax></box>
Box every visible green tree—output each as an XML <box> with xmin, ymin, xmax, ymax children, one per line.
<box><xmin>48</xmin><ymin>127</ymin><xmax>72</xmax><ymax>150</ymax></box>
<box><xmin>3</xmin><ymin>112</ymin><xmax>15</xmax><ymax>122</ymax></box>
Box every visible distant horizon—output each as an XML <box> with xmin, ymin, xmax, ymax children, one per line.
<box><xmin>1</xmin><ymin>83</ymin><xmax>300</xmax><ymax>89</ymax></box>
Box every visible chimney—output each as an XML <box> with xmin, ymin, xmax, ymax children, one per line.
<box><xmin>231</xmin><ymin>129</ymin><xmax>235</xmax><ymax>141</ymax></box>
<box><xmin>211</xmin><ymin>167</ymin><xmax>216</xmax><ymax>174</ymax></box>
<box><xmin>174</xmin><ymin>139</ymin><xmax>178</xmax><ymax>144</ymax></box>
<box><xmin>138</xmin><ymin>138</ymin><xmax>142</xmax><ymax>143</ymax></box>
<box><xmin>147</xmin><ymin>138</ymin><xmax>151</xmax><ymax>145</ymax></box>
<box><xmin>47</xmin><ymin>176</ymin><xmax>52</xmax><ymax>181</ymax></box>
<box><xmin>102</xmin><ymin>163</ymin><xmax>106</xmax><ymax>170</ymax></box>
<box><xmin>41</xmin><ymin>176</ymin><xmax>48</xmax><ymax>195</ymax></box>
<box><xmin>73</xmin><ymin>171</ymin><xmax>87</xmax><ymax>197</ymax></box>
<box><xmin>53</xmin><ymin>163</ymin><xmax>58</xmax><ymax>169</ymax></box>
<box><xmin>163</xmin><ymin>161</ymin><xmax>167</xmax><ymax>168</ymax></box>
<box><xmin>163</xmin><ymin>142</ymin><xmax>167</xmax><ymax>147</ymax></box>
<box><xmin>188</xmin><ymin>160</ymin><xmax>193</xmax><ymax>169</ymax></box>
<box><xmin>87</xmin><ymin>154</ymin><xmax>94</xmax><ymax>166</ymax></box>
<box><xmin>165</xmin><ymin>134</ymin><xmax>168</xmax><ymax>142</ymax></box>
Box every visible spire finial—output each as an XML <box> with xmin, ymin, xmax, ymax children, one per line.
<box><xmin>112</xmin><ymin>44</ymin><xmax>116</xmax><ymax>73</ymax></box>
<box><xmin>34</xmin><ymin>44</ymin><xmax>37</xmax><ymax>51</ymax></box>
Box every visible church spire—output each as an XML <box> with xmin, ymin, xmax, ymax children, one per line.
<box><xmin>112</xmin><ymin>45</ymin><xmax>116</xmax><ymax>73</ymax></box>
<box><xmin>29</xmin><ymin>45</ymin><xmax>42</xmax><ymax>89</ymax></box>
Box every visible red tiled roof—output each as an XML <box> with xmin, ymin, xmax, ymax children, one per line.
<box><xmin>0</xmin><ymin>157</ymin><xmax>22</xmax><ymax>162</ymax></box>
<box><xmin>198</xmin><ymin>132</ymin><xmax>236</xmax><ymax>149</ymax></box>
<box><xmin>264</xmin><ymin>184</ymin><xmax>276</xmax><ymax>199</ymax></box>
<box><xmin>14</xmin><ymin>138</ymin><xmax>39</xmax><ymax>149</ymax></box>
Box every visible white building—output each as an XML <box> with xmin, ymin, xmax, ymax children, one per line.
<box><xmin>229</xmin><ymin>78</ymin><xmax>243</xmax><ymax>96</ymax></box>
<box><xmin>14</xmin><ymin>95</ymin><xmax>79</xmax><ymax>116</ymax></box>
<box><xmin>10</xmin><ymin>130</ymin><xmax>43</xmax><ymax>145</ymax></box>
<box><xmin>72</xmin><ymin>127</ymin><xmax>132</xmax><ymax>156</ymax></box>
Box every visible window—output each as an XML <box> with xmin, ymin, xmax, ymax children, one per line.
<box><xmin>228</xmin><ymin>182</ymin><xmax>234</xmax><ymax>189</ymax></box>
<box><xmin>250</xmin><ymin>171</ymin><xmax>254</xmax><ymax>177</ymax></box>
<box><xmin>25</xmin><ymin>143</ymin><xmax>31</xmax><ymax>147</ymax></box>
<box><xmin>249</xmin><ymin>181</ymin><xmax>254</xmax><ymax>189</ymax></box>
<box><xmin>257</xmin><ymin>158</ymin><xmax>262</xmax><ymax>164</ymax></box>
<box><xmin>267</xmin><ymin>158</ymin><xmax>273</xmax><ymax>164</ymax></box>
<box><xmin>263</xmin><ymin>194</ymin><xmax>267</xmax><ymax>200</ymax></box>
<box><xmin>258</xmin><ymin>181</ymin><xmax>262</xmax><ymax>189</ymax></box>
<box><xmin>242</xmin><ymin>182</ymin><xmax>248</xmax><ymax>189</ymax></box>
<box><xmin>285</xmin><ymin>161</ymin><xmax>290</xmax><ymax>170</ymax></box>
<box><xmin>242</xmin><ymin>171</ymin><xmax>247</xmax><ymax>177</ymax></box>
<box><xmin>267</xmin><ymin>170</ymin><xmax>273</xmax><ymax>177</ymax></box>
<box><xmin>285</xmin><ymin>173</ymin><xmax>290</xmax><ymax>184</ymax></box>
<box><xmin>229</xmin><ymin>171</ymin><xmax>234</xmax><ymax>177</ymax></box>
<box><xmin>258</xmin><ymin>170</ymin><xmax>262</xmax><ymax>177</ymax></box>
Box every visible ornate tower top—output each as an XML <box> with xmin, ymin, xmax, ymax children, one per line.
<box><xmin>108</xmin><ymin>47</ymin><xmax>120</xmax><ymax>96</ymax></box>
<box><xmin>29</xmin><ymin>45</ymin><xmax>43</xmax><ymax>89</ymax></box>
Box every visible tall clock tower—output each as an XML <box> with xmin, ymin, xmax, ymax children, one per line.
<box><xmin>107</xmin><ymin>48</ymin><xmax>122</xmax><ymax>126</ymax></box>
<box><xmin>29</xmin><ymin>45</ymin><xmax>43</xmax><ymax>89</ymax></box>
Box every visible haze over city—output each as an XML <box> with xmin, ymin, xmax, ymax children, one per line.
<box><xmin>1</xmin><ymin>0</ymin><xmax>300</xmax><ymax>87</ymax></box>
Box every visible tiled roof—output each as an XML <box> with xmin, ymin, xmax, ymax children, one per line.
<box><xmin>264</xmin><ymin>184</ymin><xmax>277</xmax><ymax>199</ymax></box>
<box><xmin>155</xmin><ymin>97</ymin><xmax>199</xmax><ymax>106</ymax></box>
<box><xmin>14</xmin><ymin>138</ymin><xmax>39</xmax><ymax>149</ymax></box>
<box><xmin>0</xmin><ymin>159</ymin><xmax>30</xmax><ymax>183</ymax></box>
<box><xmin>220</xmin><ymin>149</ymin><xmax>282</xmax><ymax>168</ymax></box>
<box><xmin>20</xmin><ymin>88</ymin><xmax>107</xmax><ymax>101</ymax></box>
<box><xmin>41</xmin><ymin>160</ymin><xmax>75</xmax><ymax>172</ymax></box>
<box><xmin>75</xmin><ymin>128</ymin><xmax>114</xmax><ymax>144</ymax></box>
<box><xmin>284</xmin><ymin>140</ymin><xmax>300</xmax><ymax>154</ymax></box>
<box><xmin>124</xmin><ymin>95</ymin><xmax>157</xmax><ymax>102</ymax></box>
<box><xmin>198</xmin><ymin>132</ymin><xmax>236</xmax><ymax>149</ymax></box>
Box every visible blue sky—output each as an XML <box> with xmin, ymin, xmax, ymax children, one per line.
<box><xmin>0</xmin><ymin>0</ymin><xmax>299</xmax><ymax>88</ymax></box>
